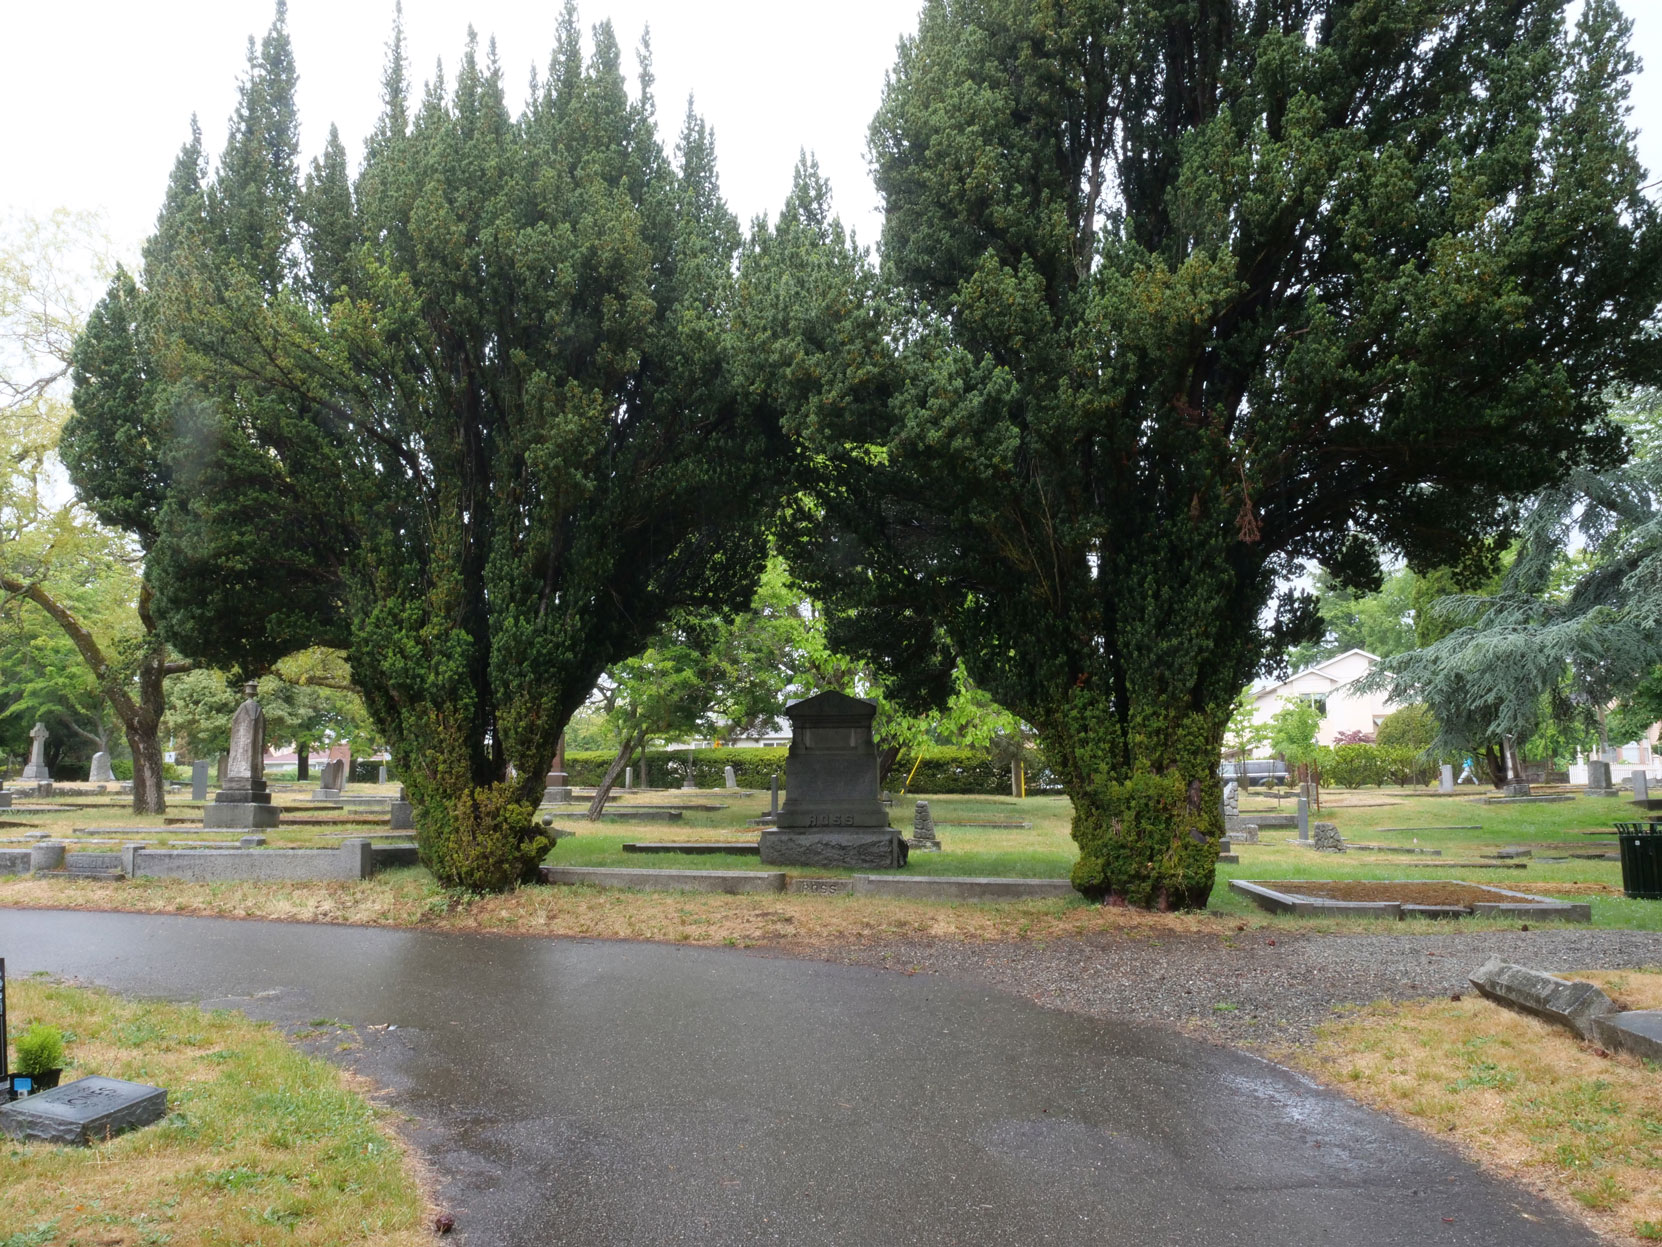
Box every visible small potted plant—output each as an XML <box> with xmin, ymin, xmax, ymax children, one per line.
<box><xmin>15</xmin><ymin>1023</ymin><xmax>65</xmax><ymax>1093</ymax></box>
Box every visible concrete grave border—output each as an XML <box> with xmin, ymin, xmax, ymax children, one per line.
<box><xmin>1229</xmin><ymin>878</ymin><xmax>1591</xmax><ymax>922</ymax></box>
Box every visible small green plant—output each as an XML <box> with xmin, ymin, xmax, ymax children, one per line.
<box><xmin>15</xmin><ymin>1023</ymin><xmax>65</xmax><ymax>1075</ymax></box>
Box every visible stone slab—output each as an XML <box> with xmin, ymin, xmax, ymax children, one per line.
<box><xmin>202</xmin><ymin>802</ymin><xmax>281</xmax><ymax>830</ymax></box>
<box><xmin>849</xmin><ymin>875</ymin><xmax>1076</xmax><ymax>902</ymax></box>
<box><xmin>370</xmin><ymin>844</ymin><xmax>420</xmax><ymax>869</ymax></box>
<box><xmin>1592</xmin><ymin>1010</ymin><xmax>1662</xmax><ymax>1062</ymax></box>
<box><xmin>539</xmin><ymin>865</ymin><xmax>786</xmax><ymax>894</ymax></box>
<box><xmin>0</xmin><ymin>1075</ymin><xmax>166</xmax><ymax>1145</ymax></box>
<box><xmin>123</xmin><ymin>840</ymin><xmax>373</xmax><ymax>883</ymax></box>
<box><xmin>1245</xmin><ymin>814</ymin><xmax>1297</xmax><ymax>828</ymax></box>
<box><xmin>598</xmin><ymin>809</ymin><xmax>684</xmax><ymax>822</ymax></box>
<box><xmin>621</xmin><ymin>842</ymin><xmax>762</xmax><ymax>856</ymax></box>
<box><xmin>786</xmin><ymin>876</ymin><xmax>855</xmax><ymax>895</ymax></box>
<box><xmin>1479</xmin><ymin>795</ymin><xmax>1575</xmax><ymax>805</ymax></box>
<box><xmin>759</xmin><ymin>828</ymin><xmax>905</xmax><ymax>869</ymax></box>
<box><xmin>1469</xmin><ymin>956</ymin><xmax>1616</xmax><ymax>1040</ymax></box>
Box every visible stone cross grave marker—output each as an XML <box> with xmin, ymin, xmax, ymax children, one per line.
<box><xmin>759</xmin><ymin>690</ymin><xmax>905</xmax><ymax>869</ymax></box>
<box><xmin>21</xmin><ymin>722</ymin><xmax>51</xmax><ymax>781</ymax></box>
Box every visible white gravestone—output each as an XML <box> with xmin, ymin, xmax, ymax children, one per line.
<box><xmin>21</xmin><ymin>722</ymin><xmax>51</xmax><ymax>781</ymax></box>
<box><xmin>88</xmin><ymin>751</ymin><xmax>115</xmax><ymax>783</ymax></box>
<box><xmin>1439</xmin><ymin>764</ymin><xmax>1455</xmax><ymax>794</ymax></box>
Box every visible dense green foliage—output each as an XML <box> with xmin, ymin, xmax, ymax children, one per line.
<box><xmin>562</xmin><ymin>743</ymin><xmax>1013</xmax><ymax>794</ymax></box>
<box><xmin>1283</xmin><ymin>568</ymin><xmax>1419</xmax><ymax>672</ymax></box>
<box><xmin>761</xmin><ymin>0</ymin><xmax>1662</xmax><ymax>906</ymax></box>
<box><xmin>67</xmin><ymin>7</ymin><xmax>782</xmax><ymax>888</ymax></box>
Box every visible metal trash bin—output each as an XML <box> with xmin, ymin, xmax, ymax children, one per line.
<box><xmin>1613</xmin><ymin>822</ymin><xmax>1662</xmax><ymax>899</ymax></box>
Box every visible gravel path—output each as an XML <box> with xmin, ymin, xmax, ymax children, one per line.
<box><xmin>808</xmin><ymin>927</ymin><xmax>1662</xmax><ymax>1045</ymax></box>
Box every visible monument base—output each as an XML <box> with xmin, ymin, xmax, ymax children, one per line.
<box><xmin>311</xmin><ymin>788</ymin><xmax>342</xmax><ymax>800</ymax></box>
<box><xmin>542</xmin><ymin>786</ymin><xmax>573</xmax><ymax>804</ymax></box>
<box><xmin>20</xmin><ymin>765</ymin><xmax>51</xmax><ymax>782</ymax></box>
<box><xmin>203</xmin><ymin>802</ymin><xmax>281</xmax><ymax>830</ymax></box>
<box><xmin>1585</xmin><ymin>788</ymin><xmax>1621</xmax><ymax>798</ymax></box>
<box><xmin>759</xmin><ymin>828</ymin><xmax>907</xmax><ymax>869</ymax></box>
<box><xmin>1502</xmin><ymin>783</ymin><xmax>1533</xmax><ymax>798</ymax></box>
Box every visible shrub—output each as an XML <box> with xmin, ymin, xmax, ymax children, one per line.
<box><xmin>1319</xmin><ymin>743</ymin><xmax>1386</xmax><ymax>788</ymax></box>
<box><xmin>15</xmin><ymin>1023</ymin><xmax>65</xmax><ymax>1075</ymax></box>
<box><xmin>1377</xmin><ymin>704</ymin><xmax>1438</xmax><ymax>753</ymax></box>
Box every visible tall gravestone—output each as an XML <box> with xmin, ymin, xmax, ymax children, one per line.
<box><xmin>389</xmin><ymin>785</ymin><xmax>414</xmax><ymax>830</ymax></box>
<box><xmin>88</xmin><ymin>752</ymin><xmax>115</xmax><ymax>784</ymax></box>
<box><xmin>191</xmin><ymin>760</ymin><xmax>209</xmax><ymax>802</ymax></box>
<box><xmin>20</xmin><ymin>723</ymin><xmax>51</xmax><ymax>782</ymax></box>
<box><xmin>1439</xmin><ymin>764</ymin><xmax>1455</xmax><ymax>794</ymax></box>
<box><xmin>724</xmin><ymin>765</ymin><xmax>737</xmax><ymax>789</ymax></box>
<box><xmin>1634</xmin><ymin>771</ymin><xmax>1650</xmax><ymax>802</ymax></box>
<box><xmin>203</xmin><ymin>684</ymin><xmax>280</xmax><ymax>829</ymax></box>
<box><xmin>760</xmin><ymin>691</ymin><xmax>906</xmax><ymax>868</ymax></box>
<box><xmin>1296</xmin><ymin>794</ymin><xmax>1310</xmax><ymax>841</ymax></box>
<box><xmin>312</xmin><ymin>758</ymin><xmax>346</xmax><ymax>800</ymax></box>
<box><xmin>544</xmin><ymin>735</ymin><xmax>572</xmax><ymax>804</ymax></box>
<box><xmin>1585</xmin><ymin>759</ymin><xmax>1620</xmax><ymax>798</ymax></box>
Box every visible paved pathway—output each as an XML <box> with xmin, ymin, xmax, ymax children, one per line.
<box><xmin>0</xmin><ymin>910</ymin><xmax>1599</xmax><ymax>1246</ymax></box>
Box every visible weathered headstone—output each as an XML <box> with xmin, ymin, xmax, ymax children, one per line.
<box><xmin>1222</xmin><ymin>780</ymin><xmax>1239</xmax><ymax>826</ymax></box>
<box><xmin>1229</xmin><ymin>823</ymin><xmax>1259</xmax><ymax>845</ymax></box>
<box><xmin>1296</xmin><ymin>795</ymin><xmax>1310</xmax><ymax>841</ymax></box>
<box><xmin>625</xmin><ymin>766</ymin><xmax>634</xmax><ymax>791</ymax></box>
<box><xmin>1312</xmin><ymin>821</ymin><xmax>1344</xmax><ymax>852</ymax></box>
<box><xmin>389</xmin><ymin>785</ymin><xmax>413</xmax><ymax>830</ymax></box>
<box><xmin>378</xmin><ymin>763</ymin><xmax>388</xmax><ymax>785</ymax></box>
<box><xmin>0</xmin><ymin>1075</ymin><xmax>167</xmax><ymax>1145</ymax></box>
<box><xmin>191</xmin><ymin>760</ymin><xmax>209</xmax><ymax>803</ymax></box>
<box><xmin>216</xmin><ymin>752</ymin><xmax>228</xmax><ymax>788</ymax></box>
<box><xmin>88</xmin><ymin>751</ymin><xmax>115</xmax><ymax>784</ymax></box>
<box><xmin>1439</xmin><ymin>764</ymin><xmax>1455</xmax><ymax>794</ymax></box>
<box><xmin>1585</xmin><ymin>759</ymin><xmax>1620</xmax><ymax>798</ymax></box>
<box><xmin>759</xmin><ymin>690</ymin><xmax>905</xmax><ymax>868</ymax></box>
<box><xmin>724</xmin><ymin>765</ymin><xmax>738</xmax><ymax>789</ymax></box>
<box><xmin>312</xmin><ymin>758</ymin><xmax>346</xmax><ymax>800</ymax></box>
<box><xmin>1634</xmin><ymin>771</ymin><xmax>1650</xmax><ymax>802</ymax></box>
<box><xmin>907</xmin><ymin>799</ymin><xmax>941</xmax><ymax>852</ymax></box>
<box><xmin>20</xmin><ymin>722</ymin><xmax>51</xmax><ymax>782</ymax></box>
<box><xmin>1469</xmin><ymin>956</ymin><xmax>1616</xmax><ymax>1041</ymax></box>
<box><xmin>203</xmin><ymin>684</ymin><xmax>280</xmax><ymax>829</ymax></box>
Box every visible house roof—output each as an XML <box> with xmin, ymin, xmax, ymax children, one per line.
<box><xmin>1252</xmin><ymin>648</ymin><xmax>1381</xmax><ymax>697</ymax></box>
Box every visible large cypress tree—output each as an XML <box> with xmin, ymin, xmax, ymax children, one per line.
<box><xmin>68</xmin><ymin>5</ymin><xmax>781</xmax><ymax>889</ymax></box>
<box><xmin>760</xmin><ymin>0</ymin><xmax>1662</xmax><ymax>907</ymax></box>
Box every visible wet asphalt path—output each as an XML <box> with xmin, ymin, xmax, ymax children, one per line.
<box><xmin>0</xmin><ymin>909</ymin><xmax>1598</xmax><ymax>1247</ymax></box>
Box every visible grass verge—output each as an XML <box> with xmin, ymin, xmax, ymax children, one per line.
<box><xmin>1286</xmin><ymin>969</ymin><xmax>1662</xmax><ymax>1246</ymax></box>
<box><xmin>2</xmin><ymin>978</ymin><xmax>433</xmax><ymax>1247</ymax></box>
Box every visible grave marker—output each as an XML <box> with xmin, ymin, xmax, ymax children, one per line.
<box><xmin>1439</xmin><ymin>764</ymin><xmax>1454</xmax><ymax>794</ymax></box>
<box><xmin>759</xmin><ymin>690</ymin><xmax>905</xmax><ymax>868</ymax></box>
<box><xmin>0</xmin><ymin>1075</ymin><xmax>167</xmax><ymax>1144</ymax></box>
<box><xmin>203</xmin><ymin>684</ymin><xmax>280</xmax><ymax>829</ymax></box>
<box><xmin>191</xmin><ymin>760</ymin><xmax>209</xmax><ymax>802</ymax></box>
<box><xmin>1635</xmin><ymin>771</ymin><xmax>1650</xmax><ymax>802</ymax></box>
<box><xmin>20</xmin><ymin>722</ymin><xmax>51</xmax><ymax>782</ymax></box>
<box><xmin>88</xmin><ymin>751</ymin><xmax>115</xmax><ymax>783</ymax></box>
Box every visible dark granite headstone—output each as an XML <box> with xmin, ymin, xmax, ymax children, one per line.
<box><xmin>760</xmin><ymin>690</ymin><xmax>905</xmax><ymax>869</ymax></box>
<box><xmin>191</xmin><ymin>759</ymin><xmax>209</xmax><ymax>803</ymax></box>
<box><xmin>0</xmin><ymin>1075</ymin><xmax>167</xmax><ymax>1145</ymax></box>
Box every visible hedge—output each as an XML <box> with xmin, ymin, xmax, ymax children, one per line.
<box><xmin>1314</xmin><ymin>742</ymin><xmax>1440</xmax><ymax>788</ymax></box>
<box><xmin>563</xmin><ymin>745</ymin><xmax>1014</xmax><ymax>795</ymax></box>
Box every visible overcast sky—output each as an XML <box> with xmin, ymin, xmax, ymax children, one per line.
<box><xmin>5</xmin><ymin>1</ymin><xmax>1660</xmax><ymax>265</ymax></box>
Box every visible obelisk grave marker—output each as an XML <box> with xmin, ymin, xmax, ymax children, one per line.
<box><xmin>760</xmin><ymin>691</ymin><xmax>905</xmax><ymax>869</ymax></box>
<box><xmin>203</xmin><ymin>684</ymin><xmax>280</xmax><ymax>829</ymax></box>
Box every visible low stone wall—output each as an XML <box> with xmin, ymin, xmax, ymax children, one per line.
<box><xmin>122</xmin><ymin>839</ymin><xmax>373</xmax><ymax>883</ymax></box>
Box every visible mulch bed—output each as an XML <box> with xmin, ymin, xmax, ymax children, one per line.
<box><xmin>1276</xmin><ymin>880</ymin><xmax>1527</xmax><ymax>906</ymax></box>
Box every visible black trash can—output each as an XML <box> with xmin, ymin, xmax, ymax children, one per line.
<box><xmin>1614</xmin><ymin>822</ymin><xmax>1662</xmax><ymax>900</ymax></box>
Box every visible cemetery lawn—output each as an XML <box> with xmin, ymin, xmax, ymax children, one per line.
<box><xmin>1</xmin><ymin>784</ymin><xmax>1659</xmax><ymax>940</ymax></box>
<box><xmin>1288</xmin><ymin>969</ymin><xmax>1662</xmax><ymax>1247</ymax></box>
<box><xmin>1</xmin><ymin>978</ymin><xmax>433</xmax><ymax>1247</ymax></box>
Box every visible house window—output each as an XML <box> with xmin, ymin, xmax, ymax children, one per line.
<box><xmin>1301</xmin><ymin>694</ymin><xmax>1328</xmax><ymax>718</ymax></box>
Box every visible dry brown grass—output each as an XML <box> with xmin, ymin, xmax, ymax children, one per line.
<box><xmin>2</xmin><ymin>978</ymin><xmax>435</xmax><ymax>1246</ymax></box>
<box><xmin>0</xmin><ymin>870</ymin><xmax>1234</xmax><ymax>948</ymax></box>
<box><xmin>1288</xmin><ymin>970</ymin><xmax>1662</xmax><ymax>1245</ymax></box>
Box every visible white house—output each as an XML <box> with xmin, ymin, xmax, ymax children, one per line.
<box><xmin>1248</xmin><ymin>649</ymin><xmax>1396</xmax><ymax>746</ymax></box>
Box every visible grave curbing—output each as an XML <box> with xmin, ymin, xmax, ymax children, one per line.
<box><xmin>1469</xmin><ymin>956</ymin><xmax>1617</xmax><ymax>1040</ymax></box>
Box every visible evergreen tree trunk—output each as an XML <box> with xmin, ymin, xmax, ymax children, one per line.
<box><xmin>1043</xmin><ymin>684</ymin><xmax>1230</xmax><ymax>909</ymax></box>
<box><xmin>296</xmin><ymin>743</ymin><xmax>309</xmax><ymax>781</ymax></box>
